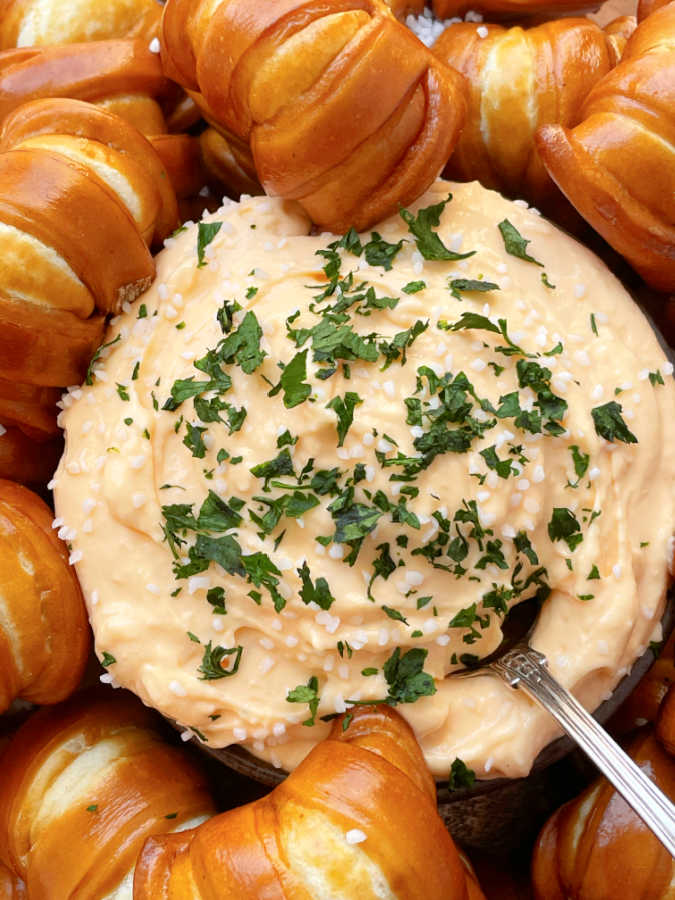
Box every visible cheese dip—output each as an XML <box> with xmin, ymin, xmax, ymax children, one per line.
<box><xmin>55</xmin><ymin>180</ymin><xmax>675</xmax><ymax>779</ymax></box>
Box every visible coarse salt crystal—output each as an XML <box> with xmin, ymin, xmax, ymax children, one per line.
<box><xmin>188</xmin><ymin>576</ymin><xmax>210</xmax><ymax>594</ymax></box>
<box><xmin>69</xmin><ymin>549</ymin><xmax>83</xmax><ymax>565</ymax></box>
<box><xmin>612</xmin><ymin>563</ymin><xmax>622</xmax><ymax>578</ymax></box>
<box><xmin>345</xmin><ymin>829</ymin><xmax>367</xmax><ymax>845</ymax></box>
<box><xmin>149</xmin><ymin>37</ymin><xmax>160</xmax><ymax>53</ymax></box>
<box><xmin>233</xmin><ymin>727</ymin><xmax>247</xmax><ymax>741</ymax></box>
<box><xmin>169</xmin><ymin>680</ymin><xmax>187</xmax><ymax>697</ymax></box>
<box><xmin>476</xmin><ymin>24</ymin><xmax>488</xmax><ymax>36</ymax></box>
<box><xmin>405</xmin><ymin>570</ymin><xmax>424</xmax><ymax>586</ymax></box>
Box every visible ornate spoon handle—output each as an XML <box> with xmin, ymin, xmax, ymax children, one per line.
<box><xmin>491</xmin><ymin>647</ymin><xmax>675</xmax><ymax>857</ymax></box>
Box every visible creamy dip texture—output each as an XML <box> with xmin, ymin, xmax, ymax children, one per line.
<box><xmin>54</xmin><ymin>180</ymin><xmax>675</xmax><ymax>779</ymax></box>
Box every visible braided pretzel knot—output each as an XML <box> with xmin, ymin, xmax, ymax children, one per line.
<box><xmin>135</xmin><ymin>705</ymin><xmax>485</xmax><ymax>899</ymax></box>
<box><xmin>433</xmin><ymin>17</ymin><xmax>635</xmax><ymax>221</ymax></box>
<box><xmin>536</xmin><ymin>2</ymin><xmax>675</xmax><ymax>292</ymax></box>
<box><xmin>0</xmin><ymin>0</ymin><xmax>162</xmax><ymax>50</ymax></box>
<box><xmin>0</xmin><ymin>97</ymin><xmax>178</xmax><ymax>459</ymax></box>
<box><xmin>0</xmin><ymin>692</ymin><xmax>216</xmax><ymax>899</ymax></box>
<box><xmin>0</xmin><ymin>480</ymin><xmax>89</xmax><ymax>713</ymax></box>
<box><xmin>160</xmin><ymin>0</ymin><xmax>468</xmax><ymax>232</ymax></box>
<box><xmin>0</xmin><ymin>40</ymin><xmax>170</xmax><ymax>135</ymax></box>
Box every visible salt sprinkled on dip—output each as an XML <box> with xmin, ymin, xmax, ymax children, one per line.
<box><xmin>55</xmin><ymin>180</ymin><xmax>675</xmax><ymax>780</ymax></box>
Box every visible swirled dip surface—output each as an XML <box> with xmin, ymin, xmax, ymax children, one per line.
<box><xmin>55</xmin><ymin>181</ymin><xmax>675</xmax><ymax>779</ymax></box>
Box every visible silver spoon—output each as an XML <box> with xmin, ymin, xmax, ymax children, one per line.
<box><xmin>457</xmin><ymin>596</ymin><xmax>675</xmax><ymax>856</ymax></box>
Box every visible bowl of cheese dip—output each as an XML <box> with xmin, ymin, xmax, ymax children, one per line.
<box><xmin>54</xmin><ymin>180</ymin><xmax>675</xmax><ymax>811</ymax></box>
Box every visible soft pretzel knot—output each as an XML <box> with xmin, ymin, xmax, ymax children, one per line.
<box><xmin>0</xmin><ymin>691</ymin><xmax>216</xmax><ymax>900</ymax></box>
<box><xmin>0</xmin><ymin>97</ymin><xmax>178</xmax><ymax>326</ymax></box>
<box><xmin>531</xmin><ymin>730</ymin><xmax>675</xmax><ymax>899</ymax></box>
<box><xmin>135</xmin><ymin>705</ymin><xmax>485</xmax><ymax>900</ymax></box>
<box><xmin>0</xmin><ymin>39</ymin><xmax>170</xmax><ymax>135</ymax></box>
<box><xmin>160</xmin><ymin>0</ymin><xmax>468</xmax><ymax>232</ymax></box>
<box><xmin>0</xmin><ymin>0</ymin><xmax>162</xmax><ymax>49</ymax></box>
<box><xmin>0</xmin><ymin>480</ymin><xmax>89</xmax><ymax>713</ymax></box>
<box><xmin>432</xmin><ymin>0</ymin><xmax>597</xmax><ymax>18</ymax></box>
<box><xmin>0</xmin><ymin>427</ymin><xmax>62</xmax><ymax>486</ymax></box>
<box><xmin>536</xmin><ymin>1</ymin><xmax>675</xmax><ymax>292</ymax></box>
<box><xmin>433</xmin><ymin>16</ymin><xmax>635</xmax><ymax>220</ymax></box>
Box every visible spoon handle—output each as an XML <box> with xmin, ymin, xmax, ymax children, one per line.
<box><xmin>491</xmin><ymin>647</ymin><xmax>675</xmax><ymax>857</ymax></box>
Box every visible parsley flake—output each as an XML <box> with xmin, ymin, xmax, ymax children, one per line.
<box><xmin>548</xmin><ymin>507</ymin><xmax>583</xmax><ymax>551</ymax></box>
<box><xmin>383</xmin><ymin>647</ymin><xmax>436</xmax><ymax>705</ymax></box>
<box><xmin>287</xmin><ymin>676</ymin><xmax>320</xmax><ymax>726</ymax></box>
<box><xmin>448</xmin><ymin>757</ymin><xmax>476</xmax><ymax>791</ymax></box>
<box><xmin>197</xmin><ymin>642</ymin><xmax>243</xmax><ymax>680</ymax></box>
<box><xmin>498</xmin><ymin>219</ymin><xmax>543</xmax><ymax>266</ymax></box>
<box><xmin>326</xmin><ymin>392</ymin><xmax>362</xmax><ymax>446</ymax></box>
<box><xmin>400</xmin><ymin>194</ymin><xmax>475</xmax><ymax>261</ymax></box>
<box><xmin>591</xmin><ymin>401</ymin><xmax>637</xmax><ymax>444</ymax></box>
<box><xmin>197</xmin><ymin>221</ymin><xmax>222</xmax><ymax>268</ymax></box>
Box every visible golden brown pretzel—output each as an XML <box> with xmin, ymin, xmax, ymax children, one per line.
<box><xmin>638</xmin><ymin>0</ymin><xmax>671</xmax><ymax>20</ymax></box>
<box><xmin>531</xmin><ymin>730</ymin><xmax>675</xmax><ymax>898</ymax></box>
<box><xmin>0</xmin><ymin>97</ymin><xmax>177</xmax><ymax>479</ymax></box>
<box><xmin>0</xmin><ymin>426</ymin><xmax>62</xmax><ymax>486</ymax></box>
<box><xmin>0</xmin><ymin>691</ymin><xmax>216</xmax><ymax>899</ymax></box>
<box><xmin>134</xmin><ymin>705</ymin><xmax>485</xmax><ymax>900</ymax></box>
<box><xmin>433</xmin><ymin>16</ymin><xmax>634</xmax><ymax>220</ymax></box>
<box><xmin>611</xmin><ymin>632</ymin><xmax>675</xmax><ymax>735</ymax></box>
<box><xmin>656</xmin><ymin>682</ymin><xmax>675</xmax><ymax>755</ymax></box>
<box><xmin>432</xmin><ymin>0</ymin><xmax>598</xmax><ymax>19</ymax></box>
<box><xmin>0</xmin><ymin>479</ymin><xmax>89</xmax><ymax>713</ymax></box>
<box><xmin>0</xmin><ymin>39</ymin><xmax>169</xmax><ymax>134</ymax></box>
<box><xmin>387</xmin><ymin>0</ymin><xmax>426</xmax><ymax>16</ymax></box>
<box><xmin>159</xmin><ymin>0</ymin><xmax>468</xmax><ymax>232</ymax></box>
<box><xmin>0</xmin><ymin>97</ymin><xmax>177</xmax><ymax>321</ymax></box>
<box><xmin>0</xmin><ymin>864</ymin><xmax>24</xmax><ymax>900</ymax></box>
<box><xmin>0</xmin><ymin>0</ymin><xmax>162</xmax><ymax>49</ymax></box>
<box><xmin>536</xmin><ymin>1</ymin><xmax>675</xmax><ymax>292</ymax></box>
<box><xmin>198</xmin><ymin>126</ymin><xmax>262</xmax><ymax>198</ymax></box>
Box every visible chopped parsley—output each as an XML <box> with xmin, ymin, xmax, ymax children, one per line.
<box><xmin>591</xmin><ymin>401</ymin><xmax>637</xmax><ymax>444</ymax></box>
<box><xmin>85</xmin><ymin>334</ymin><xmax>121</xmax><ymax>385</ymax></box>
<box><xmin>287</xmin><ymin>676</ymin><xmax>320</xmax><ymax>726</ymax></box>
<box><xmin>449</xmin><ymin>278</ymin><xmax>499</xmax><ymax>300</ymax></box>
<box><xmin>383</xmin><ymin>647</ymin><xmax>436</xmax><ymax>705</ymax></box>
<box><xmin>400</xmin><ymin>194</ymin><xmax>475</xmax><ymax>261</ymax></box>
<box><xmin>197</xmin><ymin>642</ymin><xmax>243</xmax><ymax>680</ymax></box>
<box><xmin>326</xmin><ymin>392</ymin><xmax>362</xmax><ymax>446</ymax></box>
<box><xmin>269</xmin><ymin>349</ymin><xmax>312</xmax><ymax>408</ymax></box>
<box><xmin>100</xmin><ymin>652</ymin><xmax>116</xmax><ymax>667</ymax></box>
<box><xmin>448</xmin><ymin>757</ymin><xmax>476</xmax><ymax>791</ymax></box>
<box><xmin>402</xmin><ymin>280</ymin><xmax>426</xmax><ymax>294</ymax></box>
<box><xmin>497</xmin><ymin>219</ymin><xmax>543</xmax><ymax>266</ymax></box>
<box><xmin>298</xmin><ymin>562</ymin><xmax>335</xmax><ymax>610</ymax></box>
<box><xmin>196</xmin><ymin>221</ymin><xmax>222</xmax><ymax>268</ymax></box>
<box><xmin>548</xmin><ymin>507</ymin><xmax>583</xmax><ymax>551</ymax></box>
